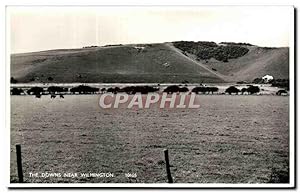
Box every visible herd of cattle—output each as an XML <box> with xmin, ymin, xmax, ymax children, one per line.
<box><xmin>10</xmin><ymin>84</ymin><xmax>288</xmax><ymax>98</ymax></box>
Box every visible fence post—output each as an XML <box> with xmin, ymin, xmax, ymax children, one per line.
<box><xmin>16</xmin><ymin>144</ymin><xmax>24</xmax><ymax>183</ymax></box>
<box><xmin>164</xmin><ymin>149</ymin><xmax>173</xmax><ymax>183</ymax></box>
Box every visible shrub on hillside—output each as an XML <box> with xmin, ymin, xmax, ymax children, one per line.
<box><xmin>271</xmin><ymin>79</ymin><xmax>289</xmax><ymax>90</ymax></box>
<box><xmin>173</xmin><ymin>41</ymin><xmax>249</xmax><ymax>62</ymax></box>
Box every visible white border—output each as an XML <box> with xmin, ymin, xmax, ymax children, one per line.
<box><xmin>4</xmin><ymin>4</ymin><xmax>296</xmax><ymax>189</ymax></box>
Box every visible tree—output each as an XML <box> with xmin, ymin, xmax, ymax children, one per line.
<box><xmin>252</xmin><ymin>78</ymin><xmax>263</xmax><ymax>84</ymax></box>
<box><xmin>225</xmin><ymin>86</ymin><xmax>240</xmax><ymax>95</ymax></box>
<box><xmin>70</xmin><ymin>85</ymin><xmax>99</xmax><ymax>94</ymax></box>
<box><xmin>241</xmin><ymin>88</ymin><xmax>248</xmax><ymax>95</ymax></box>
<box><xmin>247</xmin><ymin>85</ymin><xmax>260</xmax><ymax>94</ymax></box>
<box><xmin>179</xmin><ymin>87</ymin><xmax>189</xmax><ymax>92</ymax></box>
<box><xmin>47</xmin><ymin>86</ymin><xmax>67</xmax><ymax>94</ymax></box>
<box><xmin>163</xmin><ymin>85</ymin><xmax>180</xmax><ymax>94</ymax></box>
<box><xmin>207</xmin><ymin>87</ymin><xmax>218</xmax><ymax>94</ymax></box>
<box><xmin>11</xmin><ymin>88</ymin><xmax>23</xmax><ymax>95</ymax></box>
<box><xmin>10</xmin><ymin>77</ymin><xmax>18</xmax><ymax>84</ymax></box>
<box><xmin>27</xmin><ymin>87</ymin><xmax>44</xmax><ymax>95</ymax></box>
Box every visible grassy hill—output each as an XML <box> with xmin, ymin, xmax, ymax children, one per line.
<box><xmin>11</xmin><ymin>42</ymin><xmax>289</xmax><ymax>83</ymax></box>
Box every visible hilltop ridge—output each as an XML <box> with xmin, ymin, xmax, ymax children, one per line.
<box><xmin>11</xmin><ymin>41</ymin><xmax>289</xmax><ymax>83</ymax></box>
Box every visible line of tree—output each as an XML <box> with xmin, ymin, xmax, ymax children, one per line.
<box><xmin>11</xmin><ymin>85</ymin><xmax>99</xmax><ymax>95</ymax></box>
<box><xmin>11</xmin><ymin>85</ymin><xmax>263</xmax><ymax>96</ymax></box>
<box><xmin>70</xmin><ymin>85</ymin><xmax>99</xmax><ymax>94</ymax></box>
<box><xmin>48</xmin><ymin>86</ymin><xmax>68</xmax><ymax>94</ymax></box>
<box><xmin>163</xmin><ymin>85</ymin><xmax>189</xmax><ymax>94</ymax></box>
<box><xmin>27</xmin><ymin>87</ymin><xmax>44</xmax><ymax>95</ymax></box>
<box><xmin>271</xmin><ymin>79</ymin><xmax>289</xmax><ymax>90</ymax></box>
<box><xmin>191</xmin><ymin>87</ymin><xmax>219</xmax><ymax>94</ymax></box>
<box><xmin>106</xmin><ymin>86</ymin><xmax>159</xmax><ymax>94</ymax></box>
<box><xmin>11</xmin><ymin>88</ymin><xmax>24</xmax><ymax>95</ymax></box>
<box><xmin>225</xmin><ymin>85</ymin><xmax>260</xmax><ymax>95</ymax></box>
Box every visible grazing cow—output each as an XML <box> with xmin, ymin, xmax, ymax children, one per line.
<box><xmin>50</xmin><ymin>94</ymin><xmax>56</xmax><ymax>99</ymax></box>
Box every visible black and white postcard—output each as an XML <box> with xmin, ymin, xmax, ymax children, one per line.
<box><xmin>7</xmin><ymin>6</ymin><xmax>295</xmax><ymax>188</ymax></box>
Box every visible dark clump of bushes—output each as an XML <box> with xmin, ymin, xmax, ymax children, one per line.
<box><xmin>191</xmin><ymin>87</ymin><xmax>218</xmax><ymax>94</ymax></box>
<box><xmin>237</xmin><ymin>81</ymin><xmax>247</xmax><ymax>84</ymax></box>
<box><xmin>163</xmin><ymin>85</ymin><xmax>189</xmax><ymax>94</ymax></box>
<box><xmin>106</xmin><ymin>86</ymin><xmax>159</xmax><ymax>94</ymax></box>
<box><xmin>11</xmin><ymin>88</ymin><xmax>24</xmax><ymax>95</ymax></box>
<box><xmin>252</xmin><ymin>78</ymin><xmax>264</xmax><ymax>84</ymax></box>
<box><xmin>270</xmin><ymin>79</ymin><xmax>289</xmax><ymax>90</ymax></box>
<box><xmin>173</xmin><ymin>41</ymin><xmax>249</xmax><ymax>62</ymax></box>
<box><xmin>225</xmin><ymin>85</ymin><xmax>260</xmax><ymax>95</ymax></box>
<box><xmin>107</xmin><ymin>87</ymin><xmax>120</xmax><ymax>94</ymax></box>
<box><xmin>70</xmin><ymin>85</ymin><xmax>99</xmax><ymax>94</ymax></box>
<box><xmin>219</xmin><ymin>42</ymin><xmax>253</xmax><ymax>46</ymax></box>
<box><xmin>276</xmin><ymin>89</ymin><xmax>288</xmax><ymax>95</ymax></box>
<box><xmin>27</xmin><ymin>87</ymin><xmax>44</xmax><ymax>95</ymax></box>
<box><xmin>47</xmin><ymin>86</ymin><xmax>68</xmax><ymax>94</ymax></box>
<box><xmin>83</xmin><ymin>45</ymin><xmax>98</xmax><ymax>48</ymax></box>
<box><xmin>247</xmin><ymin>85</ymin><xmax>260</xmax><ymax>94</ymax></box>
<box><xmin>252</xmin><ymin>78</ymin><xmax>289</xmax><ymax>90</ymax></box>
<box><xmin>120</xmin><ymin>86</ymin><xmax>159</xmax><ymax>94</ymax></box>
<box><xmin>225</xmin><ymin>86</ymin><xmax>240</xmax><ymax>95</ymax></box>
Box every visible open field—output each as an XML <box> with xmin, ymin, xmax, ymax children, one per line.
<box><xmin>10</xmin><ymin>95</ymin><xmax>289</xmax><ymax>183</ymax></box>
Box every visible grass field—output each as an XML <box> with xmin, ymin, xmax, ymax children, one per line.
<box><xmin>10</xmin><ymin>95</ymin><xmax>289</xmax><ymax>183</ymax></box>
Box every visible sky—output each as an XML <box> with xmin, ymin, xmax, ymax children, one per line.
<box><xmin>8</xmin><ymin>6</ymin><xmax>293</xmax><ymax>53</ymax></box>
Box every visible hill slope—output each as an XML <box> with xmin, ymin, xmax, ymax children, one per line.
<box><xmin>10</xmin><ymin>42</ymin><xmax>289</xmax><ymax>83</ymax></box>
<box><xmin>194</xmin><ymin>46</ymin><xmax>289</xmax><ymax>82</ymax></box>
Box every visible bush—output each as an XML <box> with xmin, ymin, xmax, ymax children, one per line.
<box><xmin>276</xmin><ymin>90</ymin><xmax>288</xmax><ymax>95</ymax></box>
<box><xmin>252</xmin><ymin>78</ymin><xmax>264</xmax><ymax>84</ymax></box>
<box><xmin>192</xmin><ymin>87</ymin><xmax>218</xmax><ymax>94</ymax></box>
<box><xmin>271</xmin><ymin>79</ymin><xmax>289</xmax><ymax>90</ymax></box>
<box><xmin>247</xmin><ymin>85</ymin><xmax>260</xmax><ymax>94</ymax></box>
<box><xmin>173</xmin><ymin>41</ymin><xmax>249</xmax><ymax>62</ymax></box>
<box><xmin>27</xmin><ymin>87</ymin><xmax>44</xmax><ymax>95</ymax></box>
<box><xmin>119</xmin><ymin>86</ymin><xmax>159</xmax><ymax>94</ymax></box>
<box><xmin>48</xmin><ymin>86</ymin><xmax>68</xmax><ymax>94</ymax></box>
<box><xmin>225</xmin><ymin>86</ymin><xmax>240</xmax><ymax>95</ymax></box>
<box><xmin>11</xmin><ymin>88</ymin><xmax>23</xmax><ymax>95</ymax></box>
<box><xmin>163</xmin><ymin>85</ymin><xmax>180</xmax><ymax>94</ymax></box>
<box><xmin>220</xmin><ymin>42</ymin><xmax>253</xmax><ymax>46</ymax></box>
<box><xmin>70</xmin><ymin>85</ymin><xmax>99</xmax><ymax>94</ymax></box>
<box><xmin>241</xmin><ymin>88</ymin><xmax>248</xmax><ymax>94</ymax></box>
